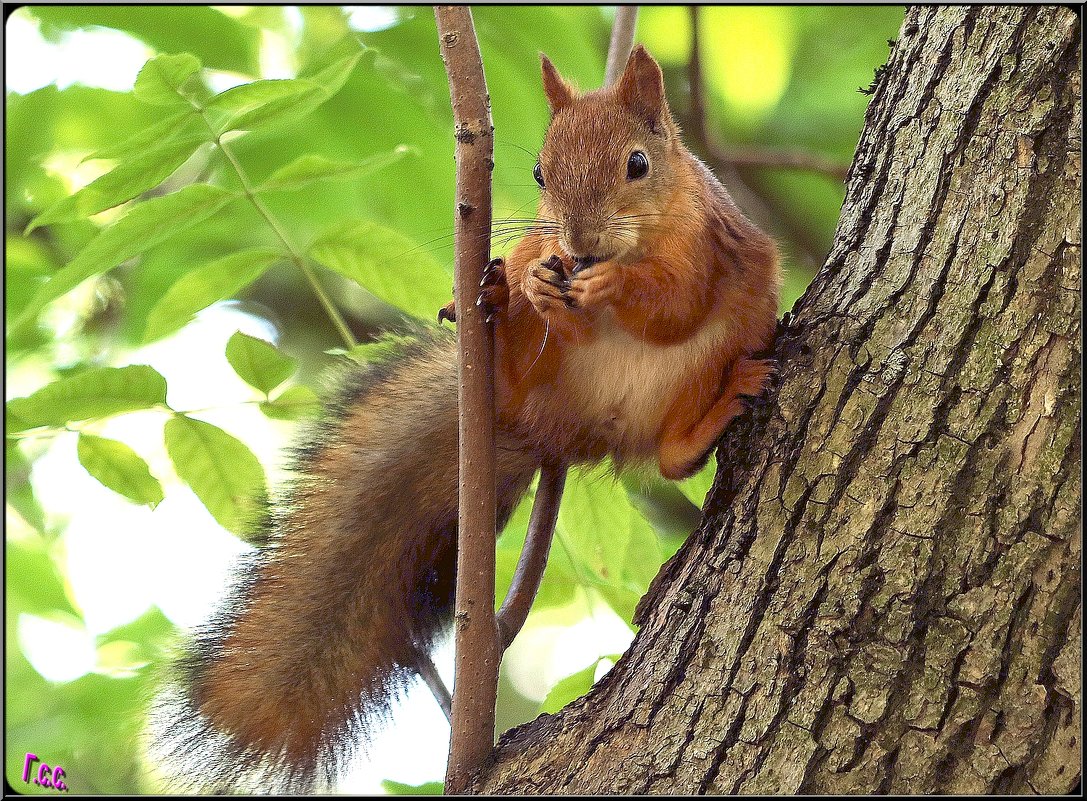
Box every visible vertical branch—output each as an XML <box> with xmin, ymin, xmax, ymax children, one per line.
<box><xmin>687</xmin><ymin>6</ymin><xmax>708</xmax><ymax>144</ymax></box>
<box><xmin>434</xmin><ymin>5</ymin><xmax>498</xmax><ymax>793</ymax></box>
<box><xmin>604</xmin><ymin>6</ymin><xmax>639</xmax><ymax>86</ymax></box>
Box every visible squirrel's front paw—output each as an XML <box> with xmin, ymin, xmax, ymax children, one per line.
<box><xmin>524</xmin><ymin>255</ymin><xmax>575</xmax><ymax>316</ymax></box>
<box><xmin>437</xmin><ymin>258</ymin><xmax>508</xmax><ymax>325</ymax></box>
<box><xmin>567</xmin><ymin>259</ymin><xmax>620</xmax><ymax>309</ymax></box>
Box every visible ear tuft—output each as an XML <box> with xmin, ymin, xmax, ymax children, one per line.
<box><xmin>540</xmin><ymin>53</ymin><xmax>575</xmax><ymax>114</ymax></box>
<box><xmin>615</xmin><ymin>44</ymin><xmax>666</xmax><ymax>129</ymax></box>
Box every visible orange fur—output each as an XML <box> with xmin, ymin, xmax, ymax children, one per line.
<box><xmin>487</xmin><ymin>45</ymin><xmax>781</xmax><ymax>476</ymax></box>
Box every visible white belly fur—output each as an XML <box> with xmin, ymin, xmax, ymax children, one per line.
<box><xmin>558</xmin><ymin>311</ymin><xmax>734</xmax><ymax>453</ymax></box>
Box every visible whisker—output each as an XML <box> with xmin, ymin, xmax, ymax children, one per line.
<box><xmin>612</xmin><ymin>213</ymin><xmax>688</xmax><ymax>221</ymax></box>
<box><xmin>524</xmin><ymin>318</ymin><xmax>550</xmax><ymax>378</ymax></box>
<box><xmin>488</xmin><ymin>226</ymin><xmax>551</xmax><ymax>237</ymax></box>
<box><xmin>494</xmin><ymin>138</ymin><xmax>541</xmax><ymax>161</ymax></box>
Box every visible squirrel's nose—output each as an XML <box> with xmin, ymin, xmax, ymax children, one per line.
<box><xmin>562</xmin><ymin>218</ymin><xmax>597</xmax><ymax>258</ymax></box>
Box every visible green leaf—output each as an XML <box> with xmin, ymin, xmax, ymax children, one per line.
<box><xmin>538</xmin><ymin>661</ymin><xmax>599</xmax><ymax>715</ymax></box>
<box><xmin>5</xmin><ymin>235</ymin><xmax>56</xmax><ymax>324</ymax></box>
<box><xmin>613</xmin><ymin>514</ymin><xmax>662</xmax><ymax>617</ymax></box>
<box><xmin>142</xmin><ymin>248</ymin><xmax>281</xmax><ymax>343</ymax></box>
<box><xmin>76</xmin><ymin>434</ymin><xmax>164</xmax><ymax>509</ymax></box>
<box><xmin>225</xmin><ymin>331</ymin><xmax>295</xmax><ymax>395</ymax></box>
<box><xmin>5</xmin><ymin>537</ymin><xmax>80</xmax><ymax>619</ymax></box>
<box><xmin>381</xmin><ymin>780</ymin><xmax>444</xmax><ymax>795</ymax></box>
<box><xmin>12</xmin><ymin>184</ymin><xmax>235</xmax><ymax>331</ymax></box>
<box><xmin>208</xmin><ymin>52</ymin><xmax>361</xmax><ymax>133</ymax></box>
<box><xmin>27</xmin><ymin>136</ymin><xmax>208</xmax><ymax>233</ymax></box>
<box><xmin>305</xmin><ymin>51</ymin><xmax>364</xmax><ymax>99</ymax></box>
<box><xmin>308</xmin><ymin>219</ymin><xmax>450</xmax><ymax>320</ymax></box>
<box><xmin>164</xmin><ymin>416</ymin><xmax>266</xmax><ymax>535</ymax></box>
<box><xmin>258</xmin><ymin>147</ymin><xmax>414</xmax><ymax>192</ymax></box>
<box><xmin>94</xmin><ymin>640</ymin><xmax>149</xmax><ymax>678</ymax></box>
<box><xmin>133</xmin><ymin>53</ymin><xmax>203</xmax><ymax>106</ymax></box>
<box><xmin>259</xmin><ymin>385</ymin><xmax>320</xmax><ymax>421</ymax></box>
<box><xmin>553</xmin><ymin>468</ymin><xmax>665</xmax><ymax>623</ymax></box>
<box><xmin>206</xmin><ymin>78</ymin><xmax>324</xmax><ymax>133</ymax></box>
<box><xmin>83</xmin><ymin>108</ymin><xmax>202</xmax><ymax>161</ymax></box>
<box><xmin>557</xmin><ymin>471</ymin><xmax>635</xmax><ymax>585</ymax></box>
<box><xmin>6</xmin><ymin>365</ymin><xmax>167</xmax><ymax>430</ymax></box>
<box><xmin>5</xmin><ymin>440</ymin><xmax>45</xmax><ymax>533</ymax></box>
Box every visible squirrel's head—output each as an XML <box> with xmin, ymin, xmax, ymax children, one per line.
<box><xmin>535</xmin><ymin>45</ymin><xmax>682</xmax><ymax>266</ymax></box>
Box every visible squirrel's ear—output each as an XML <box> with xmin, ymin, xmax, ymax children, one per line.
<box><xmin>616</xmin><ymin>44</ymin><xmax>667</xmax><ymax>129</ymax></box>
<box><xmin>540</xmin><ymin>54</ymin><xmax>575</xmax><ymax>114</ymax></box>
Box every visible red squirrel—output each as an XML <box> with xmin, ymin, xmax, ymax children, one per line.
<box><xmin>150</xmin><ymin>45</ymin><xmax>780</xmax><ymax>792</ymax></box>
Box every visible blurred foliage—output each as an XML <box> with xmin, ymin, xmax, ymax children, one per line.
<box><xmin>4</xmin><ymin>4</ymin><xmax>903</xmax><ymax>794</ymax></box>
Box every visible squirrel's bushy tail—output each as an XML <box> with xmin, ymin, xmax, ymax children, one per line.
<box><xmin>148</xmin><ymin>331</ymin><xmax>538</xmax><ymax>793</ymax></box>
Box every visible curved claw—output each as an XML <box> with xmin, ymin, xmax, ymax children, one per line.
<box><xmin>542</xmin><ymin>255</ymin><xmax>565</xmax><ymax>277</ymax></box>
<box><xmin>571</xmin><ymin>255</ymin><xmax>600</xmax><ymax>275</ymax></box>
<box><xmin>476</xmin><ymin>290</ymin><xmax>499</xmax><ymax>320</ymax></box>
<box><xmin>481</xmin><ymin>257</ymin><xmax>505</xmax><ymax>286</ymax></box>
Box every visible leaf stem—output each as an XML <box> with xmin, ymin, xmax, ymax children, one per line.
<box><xmin>192</xmin><ymin>107</ymin><xmax>357</xmax><ymax>349</ymax></box>
<box><xmin>4</xmin><ymin>399</ymin><xmax>276</xmax><ymax>442</ymax></box>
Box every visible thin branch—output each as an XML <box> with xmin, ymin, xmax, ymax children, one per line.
<box><xmin>497</xmin><ymin>462</ymin><xmax>567</xmax><ymax>650</ymax></box>
<box><xmin>688</xmin><ymin>6</ymin><xmax>709</xmax><ymax>145</ymax></box>
<box><xmin>415</xmin><ymin>650</ymin><xmax>453</xmax><ymax>722</ymax></box>
<box><xmin>686</xmin><ymin>6</ymin><xmax>849</xmax><ymax>183</ymax></box>
<box><xmin>685</xmin><ymin>5</ymin><xmax>829</xmax><ymax>268</ymax></box>
<box><xmin>604</xmin><ymin>7</ymin><xmax>639</xmax><ymax>86</ymax></box>
<box><xmin>720</xmin><ymin>147</ymin><xmax>850</xmax><ymax>181</ymax></box>
<box><xmin>191</xmin><ymin>106</ymin><xmax>357</xmax><ymax>349</ymax></box>
<box><xmin>434</xmin><ymin>5</ymin><xmax>500</xmax><ymax>794</ymax></box>
<box><xmin>440</xmin><ymin>5</ymin><xmax>639</xmax><ymax>788</ymax></box>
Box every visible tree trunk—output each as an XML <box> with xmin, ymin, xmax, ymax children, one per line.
<box><xmin>473</xmin><ymin>5</ymin><xmax>1081</xmax><ymax>794</ymax></box>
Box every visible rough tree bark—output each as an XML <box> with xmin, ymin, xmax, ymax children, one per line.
<box><xmin>472</xmin><ymin>5</ymin><xmax>1081</xmax><ymax>794</ymax></box>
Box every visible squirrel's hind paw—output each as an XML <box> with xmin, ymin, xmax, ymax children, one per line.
<box><xmin>734</xmin><ymin>358</ymin><xmax>777</xmax><ymax>401</ymax></box>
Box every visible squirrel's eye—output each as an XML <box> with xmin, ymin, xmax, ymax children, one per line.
<box><xmin>533</xmin><ymin>162</ymin><xmax>545</xmax><ymax>188</ymax></box>
<box><xmin>627</xmin><ymin>150</ymin><xmax>649</xmax><ymax>180</ymax></box>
